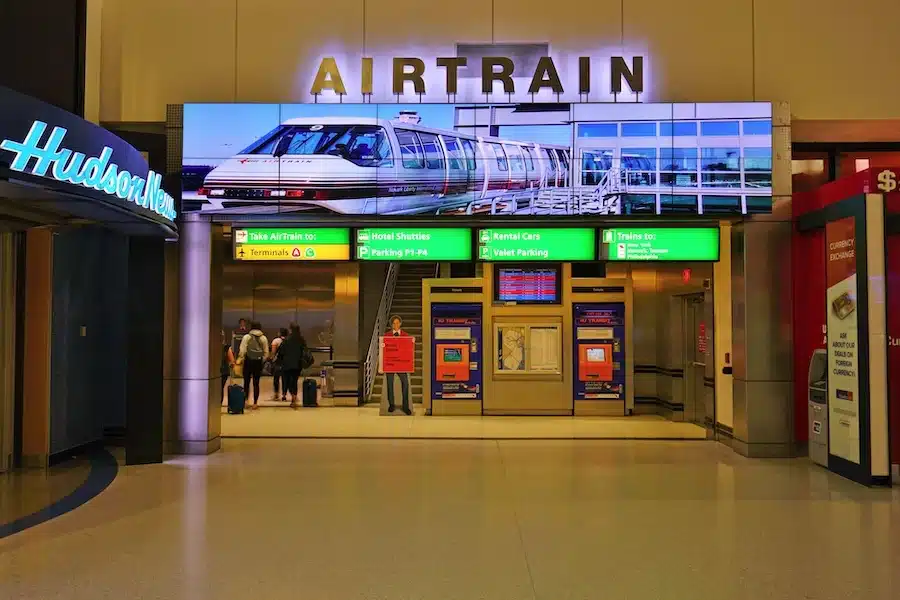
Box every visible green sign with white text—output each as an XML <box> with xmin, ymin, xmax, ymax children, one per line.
<box><xmin>600</xmin><ymin>228</ymin><xmax>720</xmax><ymax>261</ymax></box>
<box><xmin>355</xmin><ymin>228</ymin><xmax>472</xmax><ymax>261</ymax></box>
<box><xmin>233</xmin><ymin>228</ymin><xmax>350</xmax><ymax>261</ymax></box>
<box><xmin>477</xmin><ymin>228</ymin><xmax>596</xmax><ymax>261</ymax></box>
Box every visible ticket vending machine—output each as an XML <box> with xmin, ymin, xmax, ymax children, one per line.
<box><xmin>436</xmin><ymin>343</ymin><xmax>471</xmax><ymax>382</ymax></box>
<box><xmin>578</xmin><ymin>344</ymin><xmax>614</xmax><ymax>383</ymax></box>
<box><xmin>808</xmin><ymin>349</ymin><xmax>828</xmax><ymax>466</ymax></box>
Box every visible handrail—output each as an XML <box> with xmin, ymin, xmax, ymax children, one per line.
<box><xmin>363</xmin><ymin>262</ymin><xmax>399</xmax><ymax>402</ymax></box>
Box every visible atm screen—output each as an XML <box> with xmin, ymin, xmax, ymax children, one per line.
<box><xmin>443</xmin><ymin>348</ymin><xmax>463</xmax><ymax>362</ymax></box>
<box><xmin>586</xmin><ymin>348</ymin><xmax>606</xmax><ymax>362</ymax></box>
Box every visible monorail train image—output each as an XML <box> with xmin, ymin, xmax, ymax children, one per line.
<box><xmin>193</xmin><ymin>114</ymin><xmax>571</xmax><ymax>214</ymax></box>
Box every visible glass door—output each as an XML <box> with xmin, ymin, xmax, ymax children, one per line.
<box><xmin>683</xmin><ymin>293</ymin><xmax>710</xmax><ymax>429</ymax></box>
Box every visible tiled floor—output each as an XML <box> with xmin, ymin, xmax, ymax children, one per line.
<box><xmin>2</xmin><ymin>439</ymin><xmax>898</xmax><ymax>600</ymax></box>
<box><xmin>220</xmin><ymin>403</ymin><xmax>710</xmax><ymax>439</ymax></box>
<box><xmin>0</xmin><ymin>458</ymin><xmax>91</xmax><ymax>528</ymax></box>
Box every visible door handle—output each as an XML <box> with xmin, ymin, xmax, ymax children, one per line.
<box><xmin>691</xmin><ymin>361</ymin><xmax>706</xmax><ymax>367</ymax></box>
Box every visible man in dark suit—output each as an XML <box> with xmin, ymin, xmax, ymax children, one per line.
<box><xmin>386</xmin><ymin>315</ymin><xmax>412</xmax><ymax>415</ymax></box>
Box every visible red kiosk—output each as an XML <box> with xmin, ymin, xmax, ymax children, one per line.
<box><xmin>792</xmin><ymin>167</ymin><xmax>899</xmax><ymax>485</ymax></box>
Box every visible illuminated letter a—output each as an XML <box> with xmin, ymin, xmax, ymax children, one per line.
<box><xmin>311</xmin><ymin>57</ymin><xmax>347</xmax><ymax>95</ymax></box>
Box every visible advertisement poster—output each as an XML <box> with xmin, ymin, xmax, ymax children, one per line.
<box><xmin>182</xmin><ymin>102</ymin><xmax>773</xmax><ymax>217</ymax></box>
<box><xmin>431</xmin><ymin>303</ymin><xmax>482</xmax><ymax>400</ymax></box>
<box><xmin>825</xmin><ymin>217</ymin><xmax>861</xmax><ymax>464</ymax></box>
<box><xmin>380</xmin><ymin>336</ymin><xmax>415</xmax><ymax>373</ymax></box>
<box><xmin>573</xmin><ymin>303</ymin><xmax>626</xmax><ymax>401</ymax></box>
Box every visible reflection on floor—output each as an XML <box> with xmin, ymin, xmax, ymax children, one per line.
<box><xmin>2</xmin><ymin>439</ymin><xmax>898</xmax><ymax>600</ymax></box>
<box><xmin>0</xmin><ymin>458</ymin><xmax>91</xmax><ymax>528</ymax></box>
<box><xmin>221</xmin><ymin>403</ymin><xmax>709</xmax><ymax>439</ymax></box>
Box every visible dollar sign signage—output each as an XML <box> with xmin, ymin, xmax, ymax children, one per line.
<box><xmin>877</xmin><ymin>169</ymin><xmax>897</xmax><ymax>193</ymax></box>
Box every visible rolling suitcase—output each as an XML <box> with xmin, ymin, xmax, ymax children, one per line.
<box><xmin>227</xmin><ymin>381</ymin><xmax>245</xmax><ymax>414</ymax></box>
<box><xmin>302</xmin><ymin>378</ymin><xmax>318</xmax><ymax>407</ymax></box>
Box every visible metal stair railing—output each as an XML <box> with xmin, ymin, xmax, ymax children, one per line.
<box><xmin>363</xmin><ymin>262</ymin><xmax>399</xmax><ymax>402</ymax></box>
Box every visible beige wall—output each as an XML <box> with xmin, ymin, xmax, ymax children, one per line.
<box><xmin>93</xmin><ymin>0</ymin><xmax>900</xmax><ymax>122</ymax></box>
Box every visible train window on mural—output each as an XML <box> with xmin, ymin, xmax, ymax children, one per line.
<box><xmin>442</xmin><ymin>136</ymin><xmax>465</xmax><ymax>170</ymax></box>
<box><xmin>327</xmin><ymin>126</ymin><xmax>393</xmax><ymax>167</ymax></box>
<box><xmin>701</xmin><ymin>195</ymin><xmax>742</xmax><ymax>212</ymax></box>
<box><xmin>660</xmin><ymin>147</ymin><xmax>698</xmax><ymax>171</ymax></box>
<box><xmin>660</xmin><ymin>121</ymin><xmax>698</xmax><ymax>136</ymax></box>
<box><xmin>489</xmin><ymin>143</ymin><xmax>509</xmax><ymax>171</ymax></box>
<box><xmin>544</xmin><ymin>148</ymin><xmax>557</xmax><ymax>173</ymax></box>
<box><xmin>282</xmin><ymin>127</ymin><xmax>342</xmax><ymax>156</ymax></box>
<box><xmin>507</xmin><ymin>145</ymin><xmax>526</xmax><ymax>173</ymax></box>
<box><xmin>743</xmin><ymin>147</ymin><xmax>772</xmax><ymax>171</ymax></box>
<box><xmin>555</xmin><ymin>149</ymin><xmax>569</xmax><ymax>171</ymax></box>
<box><xmin>460</xmin><ymin>139</ymin><xmax>477</xmax><ymax>171</ymax></box>
<box><xmin>621</xmin><ymin>122</ymin><xmax>657</xmax><ymax>137</ymax></box>
<box><xmin>524</xmin><ymin>147</ymin><xmax>537</xmax><ymax>171</ymax></box>
<box><xmin>418</xmin><ymin>132</ymin><xmax>445</xmax><ymax>170</ymax></box>
<box><xmin>742</xmin><ymin>120</ymin><xmax>772</xmax><ymax>135</ymax></box>
<box><xmin>578</xmin><ymin>123</ymin><xmax>618</xmax><ymax>138</ymax></box>
<box><xmin>701</xmin><ymin>148</ymin><xmax>740</xmax><ymax>171</ymax></box>
<box><xmin>700</xmin><ymin>121</ymin><xmax>740</xmax><ymax>136</ymax></box>
<box><xmin>396</xmin><ymin>129</ymin><xmax>425</xmax><ymax>169</ymax></box>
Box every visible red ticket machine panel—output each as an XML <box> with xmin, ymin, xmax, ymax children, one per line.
<box><xmin>436</xmin><ymin>344</ymin><xmax>471</xmax><ymax>381</ymax></box>
<box><xmin>578</xmin><ymin>344</ymin><xmax>613</xmax><ymax>382</ymax></box>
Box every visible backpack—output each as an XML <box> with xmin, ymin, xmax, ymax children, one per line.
<box><xmin>301</xmin><ymin>346</ymin><xmax>315</xmax><ymax>370</ymax></box>
<box><xmin>246</xmin><ymin>334</ymin><xmax>265</xmax><ymax>360</ymax></box>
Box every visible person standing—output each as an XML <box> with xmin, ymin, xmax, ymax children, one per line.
<box><xmin>270</xmin><ymin>327</ymin><xmax>288</xmax><ymax>401</ymax></box>
<box><xmin>385</xmin><ymin>315</ymin><xmax>412</xmax><ymax>415</ymax></box>
<box><xmin>231</xmin><ymin>318</ymin><xmax>249</xmax><ymax>356</ymax></box>
<box><xmin>238</xmin><ymin>321</ymin><xmax>269</xmax><ymax>410</ymax></box>
<box><xmin>279</xmin><ymin>323</ymin><xmax>308</xmax><ymax>408</ymax></box>
<box><xmin>221</xmin><ymin>329</ymin><xmax>235</xmax><ymax>401</ymax></box>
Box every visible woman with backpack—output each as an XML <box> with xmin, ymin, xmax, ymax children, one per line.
<box><xmin>279</xmin><ymin>323</ymin><xmax>310</xmax><ymax>408</ymax></box>
<box><xmin>270</xmin><ymin>327</ymin><xmax>288</xmax><ymax>402</ymax></box>
<box><xmin>238</xmin><ymin>321</ymin><xmax>269</xmax><ymax>410</ymax></box>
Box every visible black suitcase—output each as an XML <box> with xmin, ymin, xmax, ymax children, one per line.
<box><xmin>227</xmin><ymin>384</ymin><xmax>245</xmax><ymax>414</ymax></box>
<box><xmin>302</xmin><ymin>378</ymin><xmax>318</xmax><ymax>407</ymax></box>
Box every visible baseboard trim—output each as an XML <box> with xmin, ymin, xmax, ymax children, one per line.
<box><xmin>165</xmin><ymin>437</ymin><xmax>221</xmax><ymax>456</ymax></box>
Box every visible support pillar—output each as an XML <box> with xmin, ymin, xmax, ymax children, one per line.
<box><xmin>172</xmin><ymin>214</ymin><xmax>222</xmax><ymax>455</ymax></box>
<box><xmin>731</xmin><ymin>220</ymin><xmax>795</xmax><ymax>457</ymax></box>
<box><xmin>21</xmin><ymin>229</ymin><xmax>53</xmax><ymax>468</ymax></box>
<box><xmin>126</xmin><ymin>236</ymin><xmax>165</xmax><ymax>465</ymax></box>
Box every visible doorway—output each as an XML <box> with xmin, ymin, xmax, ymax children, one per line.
<box><xmin>682</xmin><ymin>293</ymin><xmax>713</xmax><ymax>432</ymax></box>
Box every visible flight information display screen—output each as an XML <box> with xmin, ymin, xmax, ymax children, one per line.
<box><xmin>495</xmin><ymin>266</ymin><xmax>561</xmax><ymax>304</ymax></box>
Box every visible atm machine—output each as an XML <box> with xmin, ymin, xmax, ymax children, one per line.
<box><xmin>808</xmin><ymin>349</ymin><xmax>828</xmax><ymax>466</ymax></box>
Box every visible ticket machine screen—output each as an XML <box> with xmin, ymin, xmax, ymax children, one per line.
<box><xmin>436</xmin><ymin>344</ymin><xmax>470</xmax><ymax>381</ymax></box>
<box><xmin>578</xmin><ymin>344</ymin><xmax>613</xmax><ymax>381</ymax></box>
<box><xmin>586</xmin><ymin>348</ymin><xmax>606</xmax><ymax>362</ymax></box>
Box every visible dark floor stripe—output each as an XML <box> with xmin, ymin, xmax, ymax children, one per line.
<box><xmin>0</xmin><ymin>448</ymin><xmax>118</xmax><ymax>539</ymax></box>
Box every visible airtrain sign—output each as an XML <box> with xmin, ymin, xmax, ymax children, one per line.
<box><xmin>310</xmin><ymin>55</ymin><xmax>645</xmax><ymax>100</ymax></box>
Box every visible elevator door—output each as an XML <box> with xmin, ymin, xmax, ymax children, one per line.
<box><xmin>683</xmin><ymin>294</ymin><xmax>710</xmax><ymax>429</ymax></box>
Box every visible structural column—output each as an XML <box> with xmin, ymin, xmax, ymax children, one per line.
<box><xmin>173</xmin><ymin>214</ymin><xmax>222</xmax><ymax>455</ymax></box>
<box><xmin>20</xmin><ymin>228</ymin><xmax>53</xmax><ymax>468</ymax></box>
<box><xmin>126</xmin><ymin>236</ymin><xmax>166</xmax><ymax>465</ymax></box>
<box><xmin>731</xmin><ymin>220</ymin><xmax>795</xmax><ymax>457</ymax></box>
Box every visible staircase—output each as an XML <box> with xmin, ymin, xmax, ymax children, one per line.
<box><xmin>371</xmin><ymin>263</ymin><xmax>435</xmax><ymax>404</ymax></box>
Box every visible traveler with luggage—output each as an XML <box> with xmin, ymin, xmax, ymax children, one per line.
<box><xmin>270</xmin><ymin>327</ymin><xmax>288</xmax><ymax>402</ymax></box>
<box><xmin>279</xmin><ymin>323</ymin><xmax>315</xmax><ymax>408</ymax></box>
<box><xmin>238</xmin><ymin>321</ymin><xmax>269</xmax><ymax>410</ymax></box>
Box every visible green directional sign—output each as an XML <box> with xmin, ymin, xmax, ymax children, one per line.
<box><xmin>355</xmin><ymin>228</ymin><xmax>472</xmax><ymax>261</ymax></box>
<box><xmin>600</xmin><ymin>228</ymin><xmax>720</xmax><ymax>261</ymax></box>
<box><xmin>477</xmin><ymin>228</ymin><xmax>596</xmax><ymax>261</ymax></box>
<box><xmin>233</xmin><ymin>228</ymin><xmax>350</xmax><ymax>261</ymax></box>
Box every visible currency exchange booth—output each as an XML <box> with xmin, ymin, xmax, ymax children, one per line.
<box><xmin>422</xmin><ymin>226</ymin><xmax>720</xmax><ymax>417</ymax></box>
